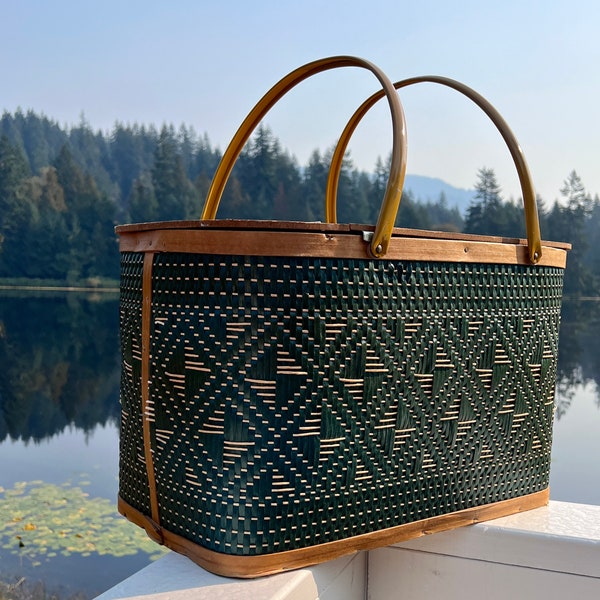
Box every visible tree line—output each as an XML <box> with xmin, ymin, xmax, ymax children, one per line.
<box><xmin>0</xmin><ymin>109</ymin><xmax>599</xmax><ymax>297</ymax></box>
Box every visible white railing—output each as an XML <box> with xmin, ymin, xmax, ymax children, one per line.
<box><xmin>96</xmin><ymin>501</ymin><xmax>600</xmax><ymax>600</ymax></box>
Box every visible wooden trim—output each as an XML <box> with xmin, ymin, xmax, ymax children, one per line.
<box><xmin>116</xmin><ymin>219</ymin><xmax>353</xmax><ymax>235</ymax></box>
<box><xmin>118</xmin><ymin>228</ymin><xmax>567</xmax><ymax>268</ymax></box>
<box><xmin>116</xmin><ymin>219</ymin><xmax>571</xmax><ymax>250</ymax></box>
<box><xmin>118</xmin><ymin>488</ymin><xmax>549</xmax><ymax>579</ymax></box>
<box><xmin>141</xmin><ymin>252</ymin><xmax>160</xmax><ymax>529</ymax></box>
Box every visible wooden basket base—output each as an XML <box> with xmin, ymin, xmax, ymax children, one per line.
<box><xmin>118</xmin><ymin>489</ymin><xmax>549</xmax><ymax>578</ymax></box>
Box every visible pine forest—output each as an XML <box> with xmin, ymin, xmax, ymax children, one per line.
<box><xmin>1</xmin><ymin>109</ymin><xmax>599</xmax><ymax>298</ymax></box>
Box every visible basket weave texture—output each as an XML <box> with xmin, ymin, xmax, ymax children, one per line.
<box><xmin>119</xmin><ymin>250</ymin><xmax>563</xmax><ymax>556</ymax></box>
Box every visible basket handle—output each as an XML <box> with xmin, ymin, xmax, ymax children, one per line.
<box><xmin>201</xmin><ymin>56</ymin><xmax>408</xmax><ymax>258</ymax></box>
<box><xmin>326</xmin><ymin>76</ymin><xmax>543</xmax><ymax>264</ymax></box>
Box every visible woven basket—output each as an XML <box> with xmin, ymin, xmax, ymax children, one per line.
<box><xmin>117</xmin><ymin>56</ymin><xmax>569</xmax><ymax>578</ymax></box>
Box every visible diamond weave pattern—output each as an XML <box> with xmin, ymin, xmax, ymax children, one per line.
<box><xmin>119</xmin><ymin>251</ymin><xmax>563</xmax><ymax>556</ymax></box>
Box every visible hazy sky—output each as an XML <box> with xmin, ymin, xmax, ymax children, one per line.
<box><xmin>3</xmin><ymin>0</ymin><xmax>599</xmax><ymax>209</ymax></box>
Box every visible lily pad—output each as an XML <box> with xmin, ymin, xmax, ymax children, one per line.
<box><xmin>0</xmin><ymin>481</ymin><xmax>167</xmax><ymax>562</ymax></box>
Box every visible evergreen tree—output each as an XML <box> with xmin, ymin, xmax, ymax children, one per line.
<box><xmin>352</xmin><ymin>170</ymin><xmax>375</xmax><ymax>224</ymax></box>
<box><xmin>536</xmin><ymin>194</ymin><xmax>550</xmax><ymax>239</ymax></box>
<box><xmin>192</xmin><ymin>132</ymin><xmax>221</xmax><ymax>181</ymax></box>
<box><xmin>396</xmin><ymin>189</ymin><xmax>431</xmax><ymax>229</ymax></box>
<box><xmin>1</xmin><ymin>110</ymin><xmax>68</xmax><ymax>174</ymax></box>
<box><xmin>362</xmin><ymin>154</ymin><xmax>391</xmax><ymax>226</ymax></box>
<box><xmin>0</xmin><ymin>136</ymin><xmax>33</xmax><ymax>275</ymax></box>
<box><xmin>13</xmin><ymin>167</ymin><xmax>70</xmax><ymax>279</ymax></box>
<box><xmin>465</xmin><ymin>167</ymin><xmax>503</xmax><ymax>235</ymax></box>
<box><xmin>233</xmin><ymin>124</ymin><xmax>279</xmax><ymax>219</ymax></box>
<box><xmin>178</xmin><ymin>124</ymin><xmax>197</xmax><ymax>180</ymax></box>
<box><xmin>218</xmin><ymin>173</ymin><xmax>249</xmax><ymax>219</ymax></box>
<box><xmin>272</xmin><ymin>152</ymin><xmax>303</xmax><ymax>220</ymax></box>
<box><xmin>22</xmin><ymin>110</ymin><xmax>53</xmax><ymax>172</ymax></box>
<box><xmin>110</xmin><ymin>124</ymin><xmax>151</xmax><ymax>206</ymax></box>
<box><xmin>53</xmin><ymin>145</ymin><xmax>118</xmax><ymax>280</ymax></box>
<box><xmin>0</xmin><ymin>135</ymin><xmax>30</xmax><ymax>199</ymax></box>
<box><xmin>503</xmin><ymin>197</ymin><xmax>527</xmax><ymax>238</ymax></box>
<box><xmin>547</xmin><ymin>170</ymin><xmax>596</xmax><ymax>296</ymax></box>
<box><xmin>0</xmin><ymin>111</ymin><xmax>26</xmax><ymax>153</ymax></box>
<box><xmin>225</xmin><ymin>124</ymin><xmax>303</xmax><ymax>220</ymax></box>
<box><xmin>26</xmin><ymin>206</ymin><xmax>71</xmax><ymax>279</ymax></box>
<box><xmin>302</xmin><ymin>149</ymin><xmax>328</xmax><ymax>222</ymax></box>
<box><xmin>128</xmin><ymin>174</ymin><xmax>158</xmax><ymax>223</ymax></box>
<box><xmin>335</xmin><ymin>152</ymin><xmax>367</xmax><ymax>224</ymax></box>
<box><xmin>152</xmin><ymin>125</ymin><xmax>198</xmax><ymax>220</ymax></box>
<box><xmin>68</xmin><ymin>115</ymin><xmax>114</xmax><ymax>200</ymax></box>
<box><xmin>585</xmin><ymin>195</ymin><xmax>600</xmax><ymax>282</ymax></box>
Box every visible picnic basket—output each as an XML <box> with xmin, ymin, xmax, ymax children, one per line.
<box><xmin>116</xmin><ymin>56</ymin><xmax>569</xmax><ymax>577</ymax></box>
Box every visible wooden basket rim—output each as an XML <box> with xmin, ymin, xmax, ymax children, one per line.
<box><xmin>115</xmin><ymin>219</ymin><xmax>571</xmax><ymax>251</ymax></box>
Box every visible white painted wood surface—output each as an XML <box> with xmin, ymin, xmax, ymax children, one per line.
<box><xmin>370</xmin><ymin>500</ymin><xmax>600</xmax><ymax>600</ymax></box>
<box><xmin>95</xmin><ymin>550</ymin><xmax>365</xmax><ymax>600</ymax></box>
<box><xmin>96</xmin><ymin>501</ymin><xmax>600</xmax><ymax>599</ymax></box>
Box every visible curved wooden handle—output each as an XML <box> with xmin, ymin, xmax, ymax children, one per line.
<box><xmin>326</xmin><ymin>76</ymin><xmax>542</xmax><ymax>264</ymax></box>
<box><xmin>201</xmin><ymin>56</ymin><xmax>408</xmax><ymax>258</ymax></box>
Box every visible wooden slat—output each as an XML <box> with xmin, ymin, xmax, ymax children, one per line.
<box><xmin>118</xmin><ymin>488</ymin><xmax>549</xmax><ymax>579</ymax></box>
<box><xmin>118</xmin><ymin>228</ymin><xmax>567</xmax><ymax>268</ymax></box>
<box><xmin>141</xmin><ymin>252</ymin><xmax>161</xmax><ymax>531</ymax></box>
<box><xmin>116</xmin><ymin>219</ymin><xmax>352</xmax><ymax>234</ymax></box>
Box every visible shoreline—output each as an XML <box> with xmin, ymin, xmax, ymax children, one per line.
<box><xmin>0</xmin><ymin>284</ymin><xmax>119</xmax><ymax>293</ymax></box>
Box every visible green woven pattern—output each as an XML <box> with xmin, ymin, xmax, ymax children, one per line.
<box><xmin>119</xmin><ymin>251</ymin><xmax>563</xmax><ymax>556</ymax></box>
<box><xmin>118</xmin><ymin>252</ymin><xmax>152</xmax><ymax>516</ymax></box>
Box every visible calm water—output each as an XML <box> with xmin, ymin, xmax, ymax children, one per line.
<box><xmin>0</xmin><ymin>292</ymin><xmax>164</xmax><ymax>599</ymax></box>
<box><xmin>0</xmin><ymin>292</ymin><xmax>599</xmax><ymax>598</ymax></box>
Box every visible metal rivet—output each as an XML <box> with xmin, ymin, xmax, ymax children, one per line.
<box><xmin>375</xmin><ymin>244</ymin><xmax>383</xmax><ymax>254</ymax></box>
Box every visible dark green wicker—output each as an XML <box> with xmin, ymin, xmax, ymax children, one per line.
<box><xmin>119</xmin><ymin>251</ymin><xmax>563</xmax><ymax>556</ymax></box>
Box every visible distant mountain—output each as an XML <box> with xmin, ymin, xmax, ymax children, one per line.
<box><xmin>403</xmin><ymin>174</ymin><xmax>475</xmax><ymax>215</ymax></box>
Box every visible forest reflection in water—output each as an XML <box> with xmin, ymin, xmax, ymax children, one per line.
<box><xmin>0</xmin><ymin>291</ymin><xmax>121</xmax><ymax>445</ymax></box>
<box><xmin>553</xmin><ymin>299</ymin><xmax>600</xmax><ymax>419</ymax></box>
<box><xmin>0</xmin><ymin>292</ymin><xmax>598</xmax><ymax>597</ymax></box>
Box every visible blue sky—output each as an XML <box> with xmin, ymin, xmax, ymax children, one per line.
<box><xmin>2</xmin><ymin>0</ymin><xmax>599</xmax><ymax>209</ymax></box>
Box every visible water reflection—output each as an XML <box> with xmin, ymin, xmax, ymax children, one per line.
<box><xmin>0</xmin><ymin>292</ymin><xmax>120</xmax><ymax>443</ymax></box>
<box><xmin>555</xmin><ymin>299</ymin><xmax>600</xmax><ymax>419</ymax></box>
<box><xmin>0</xmin><ymin>294</ymin><xmax>598</xmax><ymax>443</ymax></box>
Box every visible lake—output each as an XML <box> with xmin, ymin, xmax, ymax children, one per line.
<box><xmin>0</xmin><ymin>292</ymin><xmax>599</xmax><ymax>598</ymax></box>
